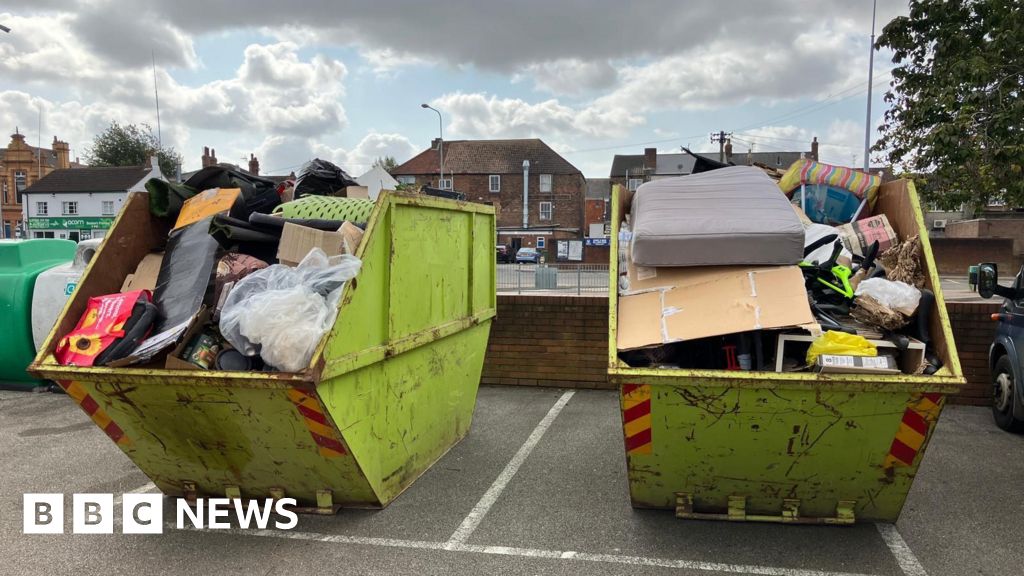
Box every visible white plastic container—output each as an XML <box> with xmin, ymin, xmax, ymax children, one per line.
<box><xmin>31</xmin><ymin>239</ymin><xmax>102</xmax><ymax>351</ymax></box>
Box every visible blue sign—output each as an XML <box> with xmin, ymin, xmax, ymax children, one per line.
<box><xmin>585</xmin><ymin>237</ymin><xmax>610</xmax><ymax>247</ymax></box>
<box><xmin>64</xmin><ymin>282</ymin><xmax>77</xmax><ymax>296</ymax></box>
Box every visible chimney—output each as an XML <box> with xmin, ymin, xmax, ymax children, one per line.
<box><xmin>811</xmin><ymin>137</ymin><xmax>819</xmax><ymax>161</ymax></box>
<box><xmin>52</xmin><ymin>136</ymin><xmax>70</xmax><ymax>169</ymax></box>
<box><xmin>248</xmin><ymin>153</ymin><xmax>260</xmax><ymax>176</ymax></box>
<box><xmin>643</xmin><ymin>147</ymin><xmax>657</xmax><ymax>174</ymax></box>
<box><xmin>201</xmin><ymin>146</ymin><xmax>212</xmax><ymax>167</ymax></box>
<box><xmin>725</xmin><ymin>139</ymin><xmax>734</xmax><ymax>163</ymax></box>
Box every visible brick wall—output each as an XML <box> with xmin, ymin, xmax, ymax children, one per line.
<box><xmin>481</xmin><ymin>296</ymin><xmax>998</xmax><ymax>405</ymax></box>
<box><xmin>482</xmin><ymin>295</ymin><xmax>611</xmax><ymax>389</ymax></box>
<box><xmin>946</xmin><ymin>301</ymin><xmax>999</xmax><ymax>406</ymax></box>
<box><xmin>930</xmin><ymin>237</ymin><xmax>1021</xmax><ymax>275</ymax></box>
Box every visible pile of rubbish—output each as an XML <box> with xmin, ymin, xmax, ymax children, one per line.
<box><xmin>617</xmin><ymin>161</ymin><xmax>939</xmax><ymax>376</ymax></box>
<box><xmin>53</xmin><ymin>160</ymin><xmax>372</xmax><ymax>374</ymax></box>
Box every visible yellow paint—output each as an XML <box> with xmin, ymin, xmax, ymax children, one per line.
<box><xmin>624</xmin><ymin>413</ymin><xmax>652</xmax><ymax>438</ymax></box>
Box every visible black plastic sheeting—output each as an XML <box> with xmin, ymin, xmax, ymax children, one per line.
<box><xmin>152</xmin><ymin>217</ymin><xmax>221</xmax><ymax>333</ymax></box>
<box><xmin>185</xmin><ymin>166</ymin><xmax>281</xmax><ymax>217</ymax></box>
<box><xmin>293</xmin><ymin>158</ymin><xmax>358</xmax><ymax>198</ymax></box>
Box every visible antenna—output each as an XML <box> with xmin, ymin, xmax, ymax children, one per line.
<box><xmin>152</xmin><ymin>50</ymin><xmax>162</xmax><ymax>148</ymax></box>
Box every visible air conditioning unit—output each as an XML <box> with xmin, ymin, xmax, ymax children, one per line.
<box><xmin>933</xmin><ymin>219</ymin><xmax>947</xmax><ymax>230</ymax></box>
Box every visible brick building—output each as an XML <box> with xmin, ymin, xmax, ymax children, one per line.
<box><xmin>0</xmin><ymin>130</ymin><xmax>73</xmax><ymax>238</ymax></box>
<box><xmin>393</xmin><ymin>139</ymin><xmax>586</xmax><ymax>258</ymax></box>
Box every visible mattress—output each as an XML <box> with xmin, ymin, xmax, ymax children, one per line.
<box><xmin>630</xmin><ymin>166</ymin><xmax>804</xmax><ymax>267</ymax></box>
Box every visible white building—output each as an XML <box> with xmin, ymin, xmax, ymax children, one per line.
<box><xmin>356</xmin><ymin>165</ymin><xmax>399</xmax><ymax>201</ymax></box>
<box><xmin>21</xmin><ymin>159</ymin><xmax>162</xmax><ymax>241</ymax></box>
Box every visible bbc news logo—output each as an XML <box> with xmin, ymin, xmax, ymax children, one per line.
<box><xmin>23</xmin><ymin>494</ymin><xmax>298</xmax><ymax>534</ymax></box>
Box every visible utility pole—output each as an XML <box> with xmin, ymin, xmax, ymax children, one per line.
<box><xmin>863</xmin><ymin>0</ymin><xmax>877</xmax><ymax>171</ymax></box>
<box><xmin>710</xmin><ymin>131</ymin><xmax>732</xmax><ymax>163</ymax></box>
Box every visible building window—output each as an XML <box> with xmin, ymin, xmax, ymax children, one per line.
<box><xmin>36</xmin><ymin>201</ymin><xmax>48</xmax><ymax>216</ymax></box>
<box><xmin>537</xmin><ymin>236</ymin><xmax>545</xmax><ymax>249</ymax></box>
<box><xmin>102</xmin><ymin>200</ymin><xmax>115</xmax><ymax>215</ymax></box>
<box><xmin>439</xmin><ymin>178</ymin><xmax>453</xmax><ymax>190</ymax></box>
<box><xmin>489</xmin><ymin>175</ymin><xmax>501</xmax><ymax>193</ymax></box>
<box><xmin>62</xmin><ymin>201</ymin><xmax>78</xmax><ymax>215</ymax></box>
<box><xmin>776</xmin><ymin>155</ymin><xmax>782</xmax><ymax>166</ymax></box>
<box><xmin>539</xmin><ymin>201</ymin><xmax>552</xmax><ymax>221</ymax></box>
<box><xmin>540</xmin><ymin>174</ymin><xmax>552</xmax><ymax>193</ymax></box>
<box><xmin>34</xmin><ymin>231</ymin><xmax>55</xmax><ymax>239</ymax></box>
<box><xmin>396</xmin><ymin>175</ymin><xmax>415</xmax><ymax>185</ymax></box>
<box><xmin>14</xmin><ymin>171</ymin><xmax>27</xmax><ymax>203</ymax></box>
<box><xmin>627</xmin><ymin>178</ymin><xmax>642</xmax><ymax>191</ymax></box>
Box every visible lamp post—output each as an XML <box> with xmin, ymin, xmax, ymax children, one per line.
<box><xmin>420</xmin><ymin>104</ymin><xmax>444</xmax><ymax>188</ymax></box>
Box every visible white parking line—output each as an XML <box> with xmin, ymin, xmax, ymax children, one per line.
<box><xmin>446</xmin><ymin>390</ymin><xmax>575</xmax><ymax>546</ymax></box>
<box><xmin>186</xmin><ymin>525</ymin><xmax>880</xmax><ymax>576</ymax></box>
<box><xmin>876</xmin><ymin>523</ymin><xmax>928</xmax><ymax>576</ymax></box>
<box><xmin>113</xmin><ymin>482</ymin><xmax>158</xmax><ymax>505</ymax></box>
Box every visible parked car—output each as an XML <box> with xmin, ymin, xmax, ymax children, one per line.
<box><xmin>515</xmin><ymin>247</ymin><xmax>541</xmax><ymax>264</ymax></box>
<box><xmin>496</xmin><ymin>244</ymin><xmax>511</xmax><ymax>263</ymax></box>
<box><xmin>977</xmin><ymin>262</ymin><xmax>1024</xmax><ymax>431</ymax></box>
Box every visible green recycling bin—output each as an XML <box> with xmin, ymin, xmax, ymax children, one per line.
<box><xmin>0</xmin><ymin>239</ymin><xmax>76</xmax><ymax>390</ymax></box>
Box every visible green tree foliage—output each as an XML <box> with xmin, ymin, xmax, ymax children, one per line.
<box><xmin>372</xmin><ymin>155</ymin><xmax>398</xmax><ymax>172</ymax></box>
<box><xmin>84</xmin><ymin>122</ymin><xmax>183</xmax><ymax>178</ymax></box>
<box><xmin>875</xmin><ymin>0</ymin><xmax>1023</xmax><ymax>209</ymax></box>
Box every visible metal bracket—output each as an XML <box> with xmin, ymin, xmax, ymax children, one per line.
<box><xmin>675</xmin><ymin>493</ymin><xmax>856</xmax><ymax>525</ymax></box>
<box><xmin>224</xmin><ymin>485</ymin><xmax>241</xmax><ymax>500</ymax></box>
<box><xmin>182</xmin><ymin>481</ymin><xmax>198</xmax><ymax>504</ymax></box>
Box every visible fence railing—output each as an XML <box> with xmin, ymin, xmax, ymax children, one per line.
<box><xmin>496</xmin><ymin>263</ymin><xmax>609</xmax><ymax>294</ymax></box>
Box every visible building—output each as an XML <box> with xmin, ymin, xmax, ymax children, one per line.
<box><xmin>0</xmin><ymin>130</ymin><xmax>73</xmax><ymax>238</ymax></box>
<box><xmin>182</xmin><ymin>147</ymin><xmax>293</xmax><ymax>185</ymax></box>
<box><xmin>610</xmin><ymin>139</ymin><xmax>819</xmax><ymax>192</ymax></box>
<box><xmin>356</xmin><ymin>165</ymin><xmax>399</xmax><ymax>201</ymax></box>
<box><xmin>392</xmin><ymin>139</ymin><xmax>586</xmax><ymax>258</ymax></box>
<box><xmin>21</xmin><ymin>158</ymin><xmax>162</xmax><ymax>241</ymax></box>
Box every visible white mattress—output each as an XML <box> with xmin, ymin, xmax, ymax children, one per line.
<box><xmin>630</xmin><ymin>167</ymin><xmax>804</xmax><ymax>267</ymax></box>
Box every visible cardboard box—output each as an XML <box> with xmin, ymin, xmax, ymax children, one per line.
<box><xmin>815</xmin><ymin>354</ymin><xmax>900</xmax><ymax>374</ymax></box>
<box><xmin>616</xmin><ymin>265</ymin><xmax>818</xmax><ymax>351</ymax></box>
<box><xmin>278</xmin><ymin>223</ymin><xmax>343</xmax><ymax>266</ymax></box>
<box><xmin>775</xmin><ymin>333</ymin><xmax>925</xmax><ymax>373</ymax></box>
<box><xmin>837</xmin><ymin>214</ymin><xmax>897</xmax><ymax>257</ymax></box>
<box><xmin>339</xmin><ymin>221</ymin><xmax>365</xmax><ymax>254</ymax></box>
<box><xmin>165</xmin><ymin>308</ymin><xmax>213</xmax><ymax>370</ymax></box>
<box><xmin>174</xmin><ymin>188</ymin><xmax>241</xmax><ymax>230</ymax></box>
<box><xmin>343</xmin><ymin>185</ymin><xmax>369</xmax><ymax>199</ymax></box>
<box><xmin>121</xmin><ymin>252</ymin><xmax>164</xmax><ymax>292</ymax></box>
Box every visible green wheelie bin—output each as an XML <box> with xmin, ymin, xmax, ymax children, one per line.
<box><xmin>608</xmin><ymin>178</ymin><xmax>964</xmax><ymax>524</ymax></box>
<box><xmin>0</xmin><ymin>239</ymin><xmax>76</xmax><ymax>390</ymax></box>
<box><xmin>31</xmin><ymin>190</ymin><xmax>496</xmax><ymax>511</ymax></box>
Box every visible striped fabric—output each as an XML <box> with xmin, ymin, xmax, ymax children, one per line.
<box><xmin>778</xmin><ymin>159</ymin><xmax>881</xmax><ymax>204</ymax></box>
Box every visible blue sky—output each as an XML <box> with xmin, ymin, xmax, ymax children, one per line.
<box><xmin>0</xmin><ymin>1</ymin><xmax>904</xmax><ymax>178</ymax></box>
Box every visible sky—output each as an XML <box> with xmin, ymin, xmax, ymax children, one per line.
<box><xmin>0</xmin><ymin>1</ymin><xmax>907</xmax><ymax>178</ymax></box>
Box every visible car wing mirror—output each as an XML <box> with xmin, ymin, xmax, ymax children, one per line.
<box><xmin>978</xmin><ymin>262</ymin><xmax>999</xmax><ymax>299</ymax></box>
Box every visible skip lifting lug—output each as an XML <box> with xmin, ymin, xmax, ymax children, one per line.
<box><xmin>675</xmin><ymin>493</ymin><xmax>857</xmax><ymax>525</ymax></box>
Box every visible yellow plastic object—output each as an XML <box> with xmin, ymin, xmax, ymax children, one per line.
<box><xmin>31</xmin><ymin>190</ymin><xmax>496</xmax><ymax>511</ymax></box>
<box><xmin>609</xmin><ymin>178</ymin><xmax>964</xmax><ymax>524</ymax></box>
<box><xmin>778</xmin><ymin>159</ymin><xmax>881</xmax><ymax>207</ymax></box>
<box><xmin>805</xmin><ymin>331</ymin><xmax>877</xmax><ymax>365</ymax></box>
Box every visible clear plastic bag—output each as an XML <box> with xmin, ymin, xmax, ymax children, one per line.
<box><xmin>854</xmin><ymin>277</ymin><xmax>921</xmax><ymax>316</ymax></box>
<box><xmin>219</xmin><ymin>248</ymin><xmax>362</xmax><ymax>371</ymax></box>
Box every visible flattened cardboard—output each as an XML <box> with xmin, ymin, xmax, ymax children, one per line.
<box><xmin>616</xmin><ymin>265</ymin><xmax>816</xmax><ymax>351</ymax></box>
<box><xmin>343</xmin><ymin>185</ymin><xmax>370</xmax><ymax>199</ymax></box>
<box><xmin>815</xmin><ymin>354</ymin><xmax>900</xmax><ymax>374</ymax></box>
<box><xmin>174</xmin><ymin>188</ymin><xmax>241</xmax><ymax>230</ymax></box>
<box><xmin>339</xmin><ymin>221</ymin><xmax>364</xmax><ymax>254</ymax></box>
<box><xmin>277</xmin><ymin>222</ymin><xmax>345</xmax><ymax>266</ymax></box>
<box><xmin>121</xmin><ymin>252</ymin><xmax>164</xmax><ymax>292</ymax></box>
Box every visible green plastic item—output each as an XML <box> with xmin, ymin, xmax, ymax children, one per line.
<box><xmin>274</xmin><ymin>196</ymin><xmax>375</xmax><ymax>222</ymax></box>
<box><xmin>32</xmin><ymin>191</ymin><xmax>496</xmax><ymax>510</ymax></box>
<box><xmin>0</xmin><ymin>239</ymin><xmax>76</xmax><ymax>389</ymax></box>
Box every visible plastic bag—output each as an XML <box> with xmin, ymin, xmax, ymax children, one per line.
<box><xmin>806</xmin><ymin>331</ymin><xmax>877</xmax><ymax>365</ymax></box>
<box><xmin>219</xmin><ymin>248</ymin><xmax>361</xmax><ymax>371</ymax></box>
<box><xmin>293</xmin><ymin>158</ymin><xmax>358</xmax><ymax>198</ymax></box>
<box><xmin>854</xmin><ymin>277</ymin><xmax>921</xmax><ymax>316</ymax></box>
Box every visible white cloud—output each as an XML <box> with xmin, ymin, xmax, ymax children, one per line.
<box><xmin>432</xmin><ymin>92</ymin><xmax>642</xmax><ymax>141</ymax></box>
<box><xmin>514</xmin><ymin>59</ymin><xmax>618</xmax><ymax>96</ymax></box>
<box><xmin>358</xmin><ymin>47</ymin><xmax>432</xmax><ymax>77</ymax></box>
<box><xmin>254</xmin><ymin>132</ymin><xmax>417</xmax><ymax>177</ymax></box>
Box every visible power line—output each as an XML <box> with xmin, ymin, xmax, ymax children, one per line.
<box><xmin>563</xmin><ymin>134</ymin><xmax>707</xmax><ymax>155</ymax></box>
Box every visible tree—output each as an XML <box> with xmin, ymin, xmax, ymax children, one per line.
<box><xmin>84</xmin><ymin>122</ymin><xmax>183</xmax><ymax>178</ymax></box>
<box><xmin>874</xmin><ymin>0</ymin><xmax>1023</xmax><ymax>210</ymax></box>
<box><xmin>372</xmin><ymin>155</ymin><xmax>398</xmax><ymax>173</ymax></box>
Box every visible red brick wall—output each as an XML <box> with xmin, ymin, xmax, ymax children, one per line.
<box><xmin>947</xmin><ymin>301</ymin><xmax>999</xmax><ymax>406</ymax></box>
<box><xmin>930</xmin><ymin>237</ymin><xmax>1021</xmax><ymax>275</ymax></box>
<box><xmin>482</xmin><ymin>295</ymin><xmax>611</xmax><ymax>389</ymax></box>
<box><xmin>481</xmin><ymin>296</ymin><xmax>997</xmax><ymax>405</ymax></box>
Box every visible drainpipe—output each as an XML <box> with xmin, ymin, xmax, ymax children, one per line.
<box><xmin>522</xmin><ymin>160</ymin><xmax>530</xmax><ymax>229</ymax></box>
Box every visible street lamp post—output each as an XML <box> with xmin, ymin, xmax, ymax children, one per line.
<box><xmin>420</xmin><ymin>104</ymin><xmax>444</xmax><ymax>188</ymax></box>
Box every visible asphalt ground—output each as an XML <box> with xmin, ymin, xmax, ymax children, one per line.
<box><xmin>1</xmin><ymin>385</ymin><xmax>1020</xmax><ymax>576</ymax></box>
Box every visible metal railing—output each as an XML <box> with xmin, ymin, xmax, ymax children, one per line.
<box><xmin>497</xmin><ymin>263</ymin><xmax>609</xmax><ymax>294</ymax></box>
